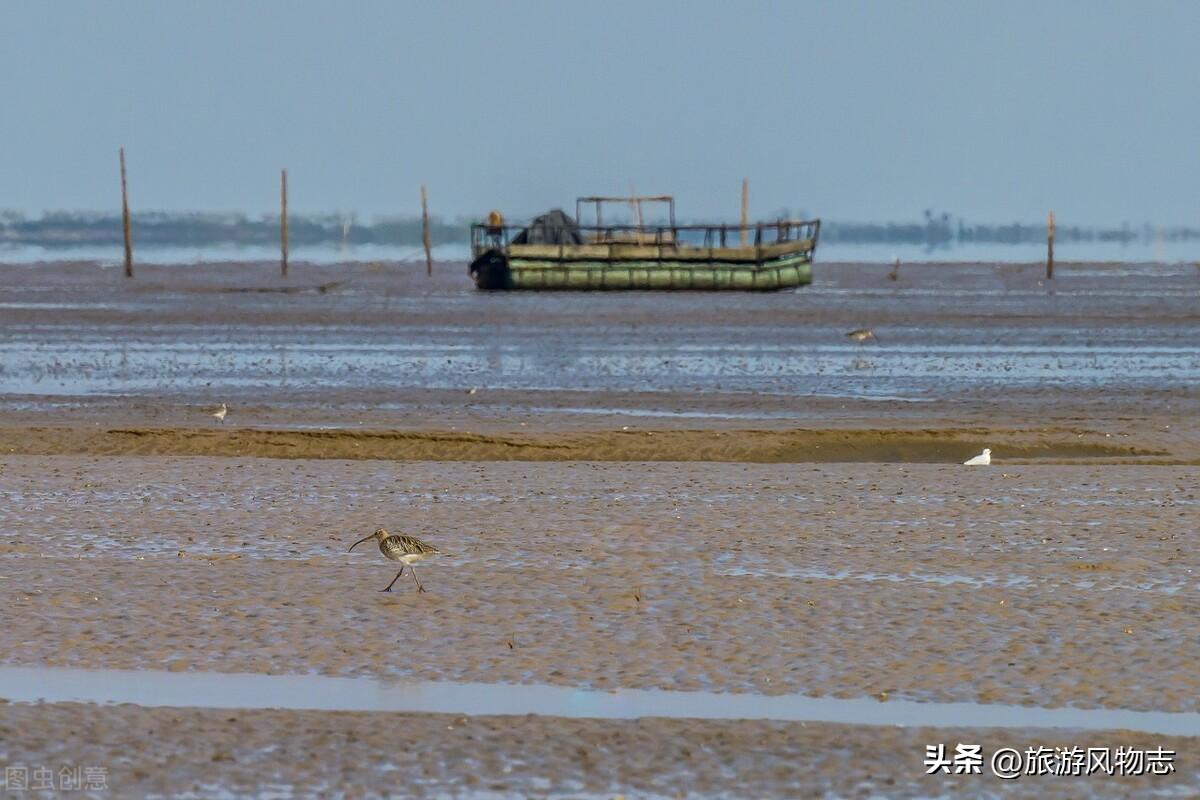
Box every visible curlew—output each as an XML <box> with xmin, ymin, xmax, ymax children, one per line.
<box><xmin>212</xmin><ymin>403</ymin><xmax>227</xmax><ymax>424</ymax></box>
<box><xmin>846</xmin><ymin>328</ymin><xmax>877</xmax><ymax>343</ymax></box>
<box><xmin>963</xmin><ymin>448</ymin><xmax>991</xmax><ymax>466</ymax></box>
<box><xmin>349</xmin><ymin>527</ymin><xmax>443</xmax><ymax>593</ymax></box>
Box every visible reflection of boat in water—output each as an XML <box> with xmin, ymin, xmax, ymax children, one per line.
<box><xmin>469</xmin><ymin>196</ymin><xmax>819</xmax><ymax>291</ymax></box>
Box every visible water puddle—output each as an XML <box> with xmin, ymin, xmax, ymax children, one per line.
<box><xmin>1</xmin><ymin>333</ymin><xmax>1197</xmax><ymax>398</ymax></box>
<box><xmin>719</xmin><ymin>566</ymin><xmax>1193</xmax><ymax>595</ymax></box>
<box><xmin>721</xmin><ymin>566</ymin><xmax>1031</xmax><ymax>589</ymax></box>
<box><xmin>1</xmin><ymin>666</ymin><xmax>1198</xmax><ymax>735</ymax></box>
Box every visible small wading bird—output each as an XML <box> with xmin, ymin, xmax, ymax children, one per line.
<box><xmin>349</xmin><ymin>527</ymin><xmax>443</xmax><ymax>593</ymax></box>
<box><xmin>846</xmin><ymin>328</ymin><xmax>878</xmax><ymax>343</ymax></box>
<box><xmin>964</xmin><ymin>448</ymin><xmax>992</xmax><ymax>466</ymax></box>
<box><xmin>212</xmin><ymin>403</ymin><xmax>228</xmax><ymax>424</ymax></box>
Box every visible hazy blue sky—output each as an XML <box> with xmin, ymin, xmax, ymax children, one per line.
<box><xmin>3</xmin><ymin>1</ymin><xmax>1198</xmax><ymax>224</ymax></box>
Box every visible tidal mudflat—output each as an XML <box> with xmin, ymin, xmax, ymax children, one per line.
<box><xmin>1</xmin><ymin>260</ymin><xmax>1197</xmax><ymax>797</ymax></box>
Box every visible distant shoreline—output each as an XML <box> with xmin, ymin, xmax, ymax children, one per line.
<box><xmin>3</xmin><ymin>210</ymin><xmax>1199</xmax><ymax>250</ymax></box>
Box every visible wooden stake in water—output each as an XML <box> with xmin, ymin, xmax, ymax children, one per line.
<box><xmin>740</xmin><ymin>178</ymin><xmax>749</xmax><ymax>246</ymax></box>
<box><xmin>1046</xmin><ymin>210</ymin><xmax>1056</xmax><ymax>280</ymax></box>
<box><xmin>280</xmin><ymin>169</ymin><xmax>289</xmax><ymax>278</ymax></box>
<box><xmin>119</xmin><ymin>147</ymin><xmax>133</xmax><ymax>278</ymax></box>
<box><xmin>421</xmin><ymin>184</ymin><xmax>432</xmax><ymax>278</ymax></box>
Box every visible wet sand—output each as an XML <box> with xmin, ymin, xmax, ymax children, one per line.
<box><xmin>3</xmin><ymin>260</ymin><xmax>1198</xmax><ymax>425</ymax></box>
<box><xmin>1</xmin><ymin>702</ymin><xmax>1194</xmax><ymax>798</ymax></box>
<box><xmin>0</xmin><ymin>423</ymin><xmax>1186</xmax><ymax>464</ymax></box>
<box><xmin>2</xmin><ymin>260</ymin><xmax>1198</xmax><ymax>797</ymax></box>
<box><xmin>3</xmin><ymin>259</ymin><xmax>1198</xmax><ymax>466</ymax></box>
<box><xmin>2</xmin><ymin>456</ymin><xmax>1198</xmax><ymax>709</ymax></box>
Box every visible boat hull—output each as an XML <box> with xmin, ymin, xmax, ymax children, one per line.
<box><xmin>471</xmin><ymin>252</ymin><xmax>813</xmax><ymax>291</ymax></box>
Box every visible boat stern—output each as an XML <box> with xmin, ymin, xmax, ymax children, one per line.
<box><xmin>468</xmin><ymin>249</ymin><xmax>512</xmax><ymax>290</ymax></box>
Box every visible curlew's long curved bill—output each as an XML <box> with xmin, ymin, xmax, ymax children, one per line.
<box><xmin>348</xmin><ymin>534</ymin><xmax>375</xmax><ymax>552</ymax></box>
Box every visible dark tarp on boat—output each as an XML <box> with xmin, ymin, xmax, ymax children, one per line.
<box><xmin>510</xmin><ymin>209</ymin><xmax>583</xmax><ymax>245</ymax></box>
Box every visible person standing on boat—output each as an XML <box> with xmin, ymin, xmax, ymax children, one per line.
<box><xmin>486</xmin><ymin>209</ymin><xmax>505</xmax><ymax>248</ymax></box>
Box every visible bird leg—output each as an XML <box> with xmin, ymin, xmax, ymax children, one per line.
<box><xmin>381</xmin><ymin>567</ymin><xmax>404</xmax><ymax>592</ymax></box>
<box><xmin>409</xmin><ymin>565</ymin><xmax>426</xmax><ymax>593</ymax></box>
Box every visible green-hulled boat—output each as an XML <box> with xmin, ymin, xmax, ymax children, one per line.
<box><xmin>469</xmin><ymin>196</ymin><xmax>819</xmax><ymax>291</ymax></box>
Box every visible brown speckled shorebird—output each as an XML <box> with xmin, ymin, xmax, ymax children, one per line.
<box><xmin>349</xmin><ymin>527</ymin><xmax>443</xmax><ymax>593</ymax></box>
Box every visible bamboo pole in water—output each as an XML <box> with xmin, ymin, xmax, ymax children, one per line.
<box><xmin>421</xmin><ymin>184</ymin><xmax>432</xmax><ymax>277</ymax></box>
<box><xmin>119</xmin><ymin>147</ymin><xmax>133</xmax><ymax>278</ymax></box>
<box><xmin>740</xmin><ymin>178</ymin><xmax>749</xmax><ymax>246</ymax></box>
<box><xmin>280</xmin><ymin>169</ymin><xmax>289</xmax><ymax>278</ymax></box>
<box><xmin>1046</xmin><ymin>210</ymin><xmax>1055</xmax><ymax>280</ymax></box>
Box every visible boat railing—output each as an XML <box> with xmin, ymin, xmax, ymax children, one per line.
<box><xmin>471</xmin><ymin>219</ymin><xmax>821</xmax><ymax>264</ymax></box>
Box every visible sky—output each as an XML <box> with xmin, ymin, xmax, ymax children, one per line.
<box><xmin>2</xmin><ymin>1</ymin><xmax>1198</xmax><ymax>225</ymax></box>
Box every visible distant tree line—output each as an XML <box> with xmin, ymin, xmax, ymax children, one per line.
<box><xmin>819</xmin><ymin>210</ymin><xmax>1200</xmax><ymax>249</ymax></box>
<box><xmin>0</xmin><ymin>210</ymin><xmax>467</xmax><ymax>248</ymax></box>
<box><xmin>2</xmin><ymin>209</ymin><xmax>1197</xmax><ymax>249</ymax></box>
